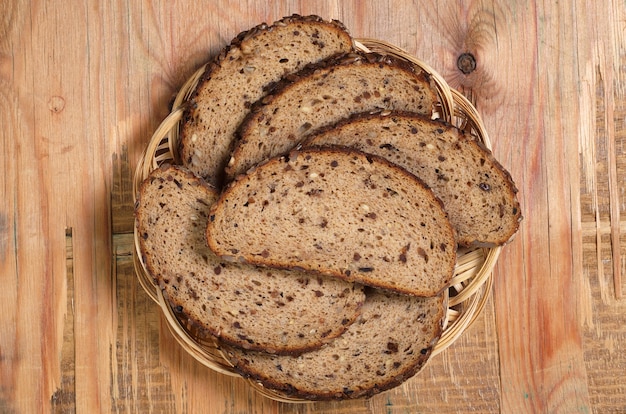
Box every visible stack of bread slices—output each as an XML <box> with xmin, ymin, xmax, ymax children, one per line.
<box><xmin>135</xmin><ymin>14</ymin><xmax>522</xmax><ymax>400</ymax></box>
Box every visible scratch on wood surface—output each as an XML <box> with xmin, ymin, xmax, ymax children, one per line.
<box><xmin>51</xmin><ymin>229</ymin><xmax>76</xmax><ymax>413</ymax></box>
<box><xmin>595</xmin><ymin>209</ymin><xmax>605</xmax><ymax>302</ymax></box>
<box><xmin>582</xmin><ymin>59</ymin><xmax>622</xmax><ymax>299</ymax></box>
<box><xmin>580</xmin><ymin>266</ymin><xmax>595</xmax><ymax>330</ymax></box>
<box><xmin>607</xmin><ymin>167</ymin><xmax>622</xmax><ymax>299</ymax></box>
<box><xmin>110</xmin><ymin>251</ymin><xmax>178</xmax><ymax>412</ymax></box>
<box><xmin>599</xmin><ymin>36</ymin><xmax>622</xmax><ymax>299</ymax></box>
<box><xmin>606</xmin><ymin>105</ymin><xmax>622</xmax><ymax>299</ymax></box>
<box><xmin>579</xmin><ymin>61</ymin><xmax>596</xmax><ymax>210</ymax></box>
<box><xmin>582</xmin><ymin>220</ymin><xmax>626</xmax><ymax>233</ymax></box>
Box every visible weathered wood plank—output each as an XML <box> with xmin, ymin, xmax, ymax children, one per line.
<box><xmin>396</xmin><ymin>1</ymin><xmax>594</xmax><ymax>412</ymax></box>
<box><xmin>2</xmin><ymin>0</ymin><xmax>626</xmax><ymax>412</ymax></box>
<box><xmin>1</xmin><ymin>2</ymin><xmax>73</xmax><ymax>412</ymax></box>
<box><xmin>483</xmin><ymin>1</ymin><xmax>591</xmax><ymax>411</ymax></box>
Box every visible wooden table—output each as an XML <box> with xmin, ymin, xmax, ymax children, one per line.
<box><xmin>1</xmin><ymin>1</ymin><xmax>625</xmax><ymax>412</ymax></box>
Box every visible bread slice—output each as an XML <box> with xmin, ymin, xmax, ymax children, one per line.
<box><xmin>135</xmin><ymin>164</ymin><xmax>365</xmax><ymax>355</ymax></box>
<box><xmin>179</xmin><ymin>14</ymin><xmax>354</xmax><ymax>187</ymax></box>
<box><xmin>304</xmin><ymin>111</ymin><xmax>522</xmax><ymax>246</ymax></box>
<box><xmin>223</xmin><ymin>287</ymin><xmax>445</xmax><ymax>400</ymax></box>
<box><xmin>207</xmin><ymin>147</ymin><xmax>457</xmax><ymax>297</ymax></box>
<box><xmin>224</xmin><ymin>51</ymin><xmax>438</xmax><ymax>181</ymax></box>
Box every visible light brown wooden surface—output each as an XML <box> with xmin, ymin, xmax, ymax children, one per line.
<box><xmin>1</xmin><ymin>1</ymin><xmax>625</xmax><ymax>413</ymax></box>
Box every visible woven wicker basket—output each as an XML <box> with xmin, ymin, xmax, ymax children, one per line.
<box><xmin>132</xmin><ymin>38</ymin><xmax>501</xmax><ymax>402</ymax></box>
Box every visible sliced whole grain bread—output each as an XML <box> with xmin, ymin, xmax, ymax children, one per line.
<box><xmin>304</xmin><ymin>111</ymin><xmax>522</xmax><ymax>246</ymax></box>
<box><xmin>207</xmin><ymin>147</ymin><xmax>457</xmax><ymax>297</ymax></box>
<box><xmin>179</xmin><ymin>14</ymin><xmax>354</xmax><ymax>187</ymax></box>
<box><xmin>224</xmin><ymin>51</ymin><xmax>438</xmax><ymax>181</ymax></box>
<box><xmin>223</xmin><ymin>287</ymin><xmax>445</xmax><ymax>400</ymax></box>
<box><xmin>135</xmin><ymin>164</ymin><xmax>365</xmax><ymax>355</ymax></box>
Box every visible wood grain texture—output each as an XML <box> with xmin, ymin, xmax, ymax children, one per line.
<box><xmin>1</xmin><ymin>0</ymin><xmax>625</xmax><ymax>413</ymax></box>
<box><xmin>475</xmin><ymin>1</ymin><xmax>589</xmax><ymax>412</ymax></box>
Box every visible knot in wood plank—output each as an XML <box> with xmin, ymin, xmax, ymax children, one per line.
<box><xmin>457</xmin><ymin>53</ymin><xmax>477</xmax><ymax>74</ymax></box>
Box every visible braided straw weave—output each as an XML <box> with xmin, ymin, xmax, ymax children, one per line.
<box><xmin>132</xmin><ymin>39</ymin><xmax>500</xmax><ymax>402</ymax></box>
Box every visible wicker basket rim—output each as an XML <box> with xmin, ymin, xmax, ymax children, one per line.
<box><xmin>131</xmin><ymin>38</ymin><xmax>501</xmax><ymax>401</ymax></box>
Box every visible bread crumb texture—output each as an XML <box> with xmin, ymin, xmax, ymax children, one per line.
<box><xmin>135</xmin><ymin>164</ymin><xmax>365</xmax><ymax>355</ymax></box>
<box><xmin>225</xmin><ymin>51</ymin><xmax>437</xmax><ymax>180</ymax></box>
<box><xmin>179</xmin><ymin>14</ymin><xmax>354</xmax><ymax>187</ymax></box>
<box><xmin>224</xmin><ymin>288</ymin><xmax>445</xmax><ymax>400</ymax></box>
<box><xmin>304</xmin><ymin>111</ymin><xmax>522</xmax><ymax>246</ymax></box>
<box><xmin>207</xmin><ymin>147</ymin><xmax>456</xmax><ymax>297</ymax></box>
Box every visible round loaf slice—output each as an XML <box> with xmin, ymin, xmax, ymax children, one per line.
<box><xmin>135</xmin><ymin>164</ymin><xmax>365</xmax><ymax>355</ymax></box>
<box><xmin>179</xmin><ymin>14</ymin><xmax>354</xmax><ymax>187</ymax></box>
<box><xmin>304</xmin><ymin>111</ymin><xmax>522</xmax><ymax>246</ymax></box>
<box><xmin>222</xmin><ymin>287</ymin><xmax>445</xmax><ymax>400</ymax></box>
<box><xmin>207</xmin><ymin>147</ymin><xmax>457</xmax><ymax>297</ymax></box>
<box><xmin>224</xmin><ymin>51</ymin><xmax>438</xmax><ymax>181</ymax></box>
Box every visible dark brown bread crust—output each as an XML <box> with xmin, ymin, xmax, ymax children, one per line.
<box><xmin>186</xmin><ymin>14</ymin><xmax>351</xmax><ymax>106</ymax></box>
<box><xmin>179</xmin><ymin>14</ymin><xmax>354</xmax><ymax>187</ymax></box>
<box><xmin>252</xmin><ymin>50</ymin><xmax>434</xmax><ymax>105</ymax></box>
<box><xmin>228</xmin><ymin>14</ymin><xmax>350</xmax><ymax>50</ymax></box>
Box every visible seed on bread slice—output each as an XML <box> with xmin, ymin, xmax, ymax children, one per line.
<box><xmin>224</xmin><ymin>51</ymin><xmax>438</xmax><ymax>181</ymax></box>
<box><xmin>135</xmin><ymin>164</ymin><xmax>365</xmax><ymax>355</ymax></box>
<box><xmin>304</xmin><ymin>111</ymin><xmax>522</xmax><ymax>246</ymax></box>
<box><xmin>179</xmin><ymin>14</ymin><xmax>354</xmax><ymax>187</ymax></box>
<box><xmin>207</xmin><ymin>147</ymin><xmax>456</xmax><ymax>297</ymax></box>
<box><xmin>223</xmin><ymin>287</ymin><xmax>445</xmax><ymax>400</ymax></box>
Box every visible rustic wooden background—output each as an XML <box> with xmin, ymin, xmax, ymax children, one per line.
<box><xmin>1</xmin><ymin>1</ymin><xmax>625</xmax><ymax>413</ymax></box>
